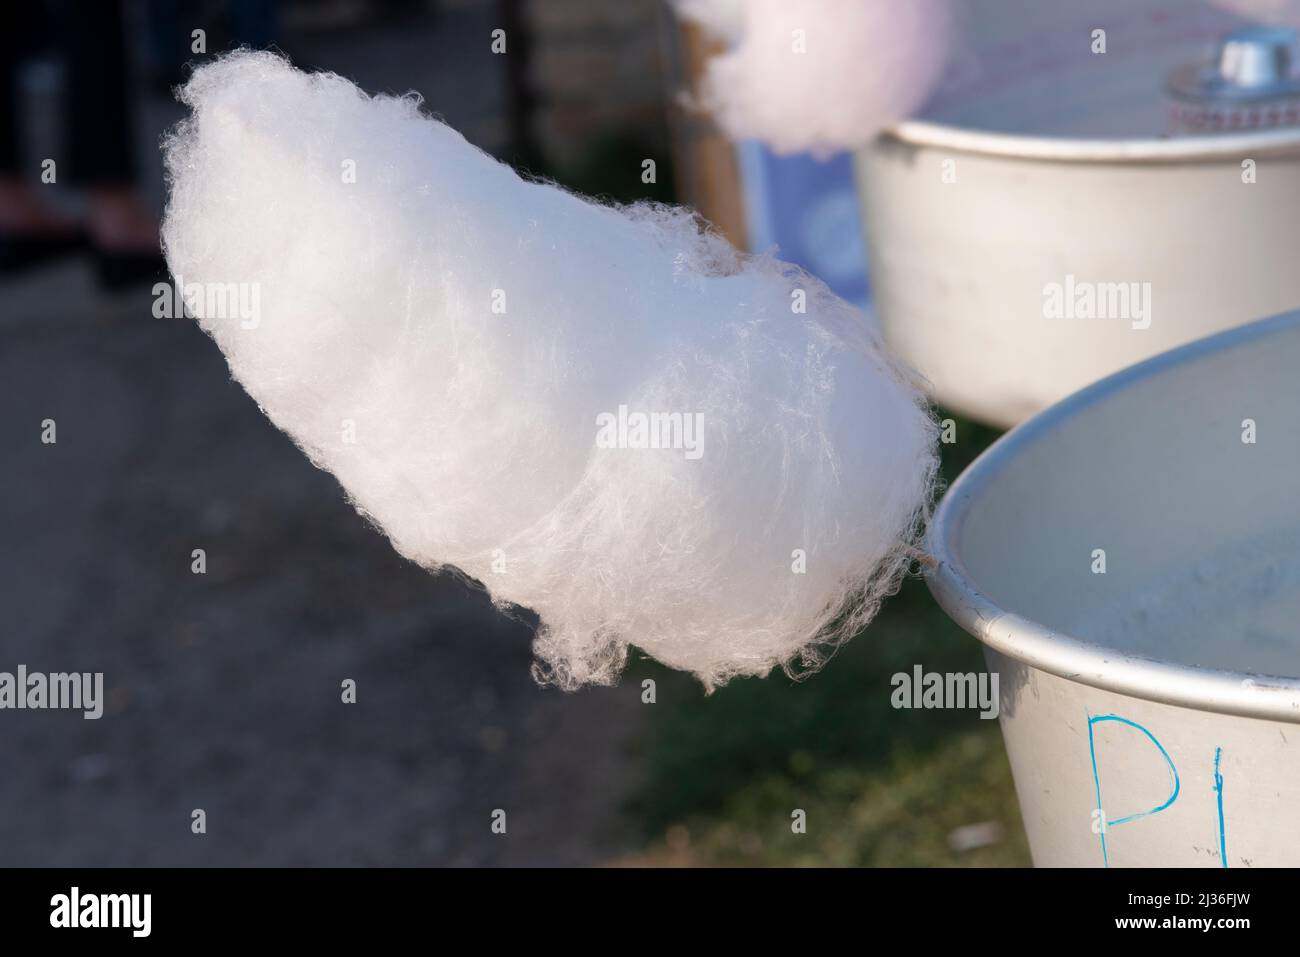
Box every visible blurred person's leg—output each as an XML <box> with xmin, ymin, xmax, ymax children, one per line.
<box><xmin>143</xmin><ymin>0</ymin><xmax>199</xmax><ymax>92</ymax></box>
<box><xmin>0</xmin><ymin>2</ymin><xmax>85</xmax><ymax>271</ymax></box>
<box><xmin>55</xmin><ymin>0</ymin><xmax>165</xmax><ymax>286</ymax></box>
<box><xmin>0</xmin><ymin>9</ymin><xmax>20</xmax><ymax>179</ymax></box>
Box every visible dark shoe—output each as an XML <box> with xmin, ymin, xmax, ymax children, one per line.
<box><xmin>0</xmin><ymin>229</ymin><xmax>88</xmax><ymax>274</ymax></box>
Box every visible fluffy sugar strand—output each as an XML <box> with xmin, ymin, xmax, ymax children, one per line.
<box><xmin>162</xmin><ymin>52</ymin><xmax>938</xmax><ymax>690</ymax></box>
<box><xmin>674</xmin><ymin>0</ymin><xmax>955</xmax><ymax>154</ymax></box>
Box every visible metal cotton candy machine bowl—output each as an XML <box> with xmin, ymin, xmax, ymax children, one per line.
<box><xmin>927</xmin><ymin>311</ymin><xmax>1300</xmax><ymax>867</ymax></box>
<box><xmin>856</xmin><ymin>0</ymin><xmax>1300</xmax><ymax>428</ymax></box>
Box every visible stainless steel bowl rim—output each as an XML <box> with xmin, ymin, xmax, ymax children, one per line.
<box><xmin>926</xmin><ymin>310</ymin><xmax>1300</xmax><ymax>723</ymax></box>
<box><xmin>890</xmin><ymin>118</ymin><xmax>1300</xmax><ymax>163</ymax></box>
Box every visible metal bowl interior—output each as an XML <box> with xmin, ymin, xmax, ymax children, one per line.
<box><xmin>927</xmin><ymin>311</ymin><xmax>1300</xmax><ymax>721</ymax></box>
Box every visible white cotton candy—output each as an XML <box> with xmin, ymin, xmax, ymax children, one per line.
<box><xmin>673</xmin><ymin>0</ymin><xmax>955</xmax><ymax>154</ymax></box>
<box><xmin>162</xmin><ymin>52</ymin><xmax>937</xmax><ymax>690</ymax></box>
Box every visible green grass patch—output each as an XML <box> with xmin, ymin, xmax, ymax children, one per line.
<box><xmin>627</xmin><ymin>414</ymin><xmax>1030</xmax><ymax>866</ymax></box>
